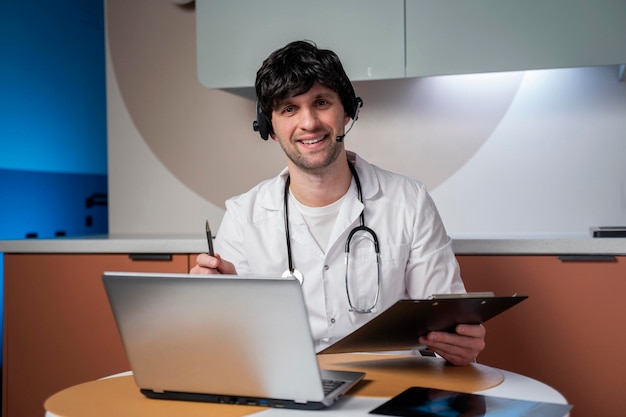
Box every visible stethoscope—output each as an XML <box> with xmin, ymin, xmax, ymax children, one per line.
<box><xmin>282</xmin><ymin>160</ymin><xmax>381</xmax><ymax>313</ymax></box>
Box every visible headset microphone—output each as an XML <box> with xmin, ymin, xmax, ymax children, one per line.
<box><xmin>336</xmin><ymin>97</ymin><xmax>362</xmax><ymax>142</ymax></box>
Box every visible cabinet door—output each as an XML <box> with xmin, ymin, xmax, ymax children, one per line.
<box><xmin>196</xmin><ymin>0</ymin><xmax>405</xmax><ymax>88</ymax></box>
<box><xmin>457</xmin><ymin>255</ymin><xmax>626</xmax><ymax>417</ymax></box>
<box><xmin>3</xmin><ymin>253</ymin><xmax>189</xmax><ymax>417</ymax></box>
<box><xmin>406</xmin><ymin>0</ymin><xmax>626</xmax><ymax>77</ymax></box>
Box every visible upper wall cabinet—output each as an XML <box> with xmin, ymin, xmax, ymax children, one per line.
<box><xmin>196</xmin><ymin>0</ymin><xmax>626</xmax><ymax>89</ymax></box>
<box><xmin>405</xmin><ymin>0</ymin><xmax>626</xmax><ymax>77</ymax></box>
<box><xmin>196</xmin><ymin>0</ymin><xmax>405</xmax><ymax>89</ymax></box>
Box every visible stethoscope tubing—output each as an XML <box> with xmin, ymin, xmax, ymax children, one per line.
<box><xmin>283</xmin><ymin>159</ymin><xmax>381</xmax><ymax>313</ymax></box>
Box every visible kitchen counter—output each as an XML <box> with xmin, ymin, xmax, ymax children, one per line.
<box><xmin>0</xmin><ymin>235</ymin><xmax>208</xmax><ymax>254</ymax></box>
<box><xmin>1</xmin><ymin>235</ymin><xmax>626</xmax><ymax>255</ymax></box>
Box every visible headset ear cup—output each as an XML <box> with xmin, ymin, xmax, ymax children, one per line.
<box><xmin>344</xmin><ymin>80</ymin><xmax>362</xmax><ymax>120</ymax></box>
<box><xmin>252</xmin><ymin>101</ymin><xmax>270</xmax><ymax>140</ymax></box>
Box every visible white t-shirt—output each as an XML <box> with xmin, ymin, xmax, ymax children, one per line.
<box><xmin>289</xmin><ymin>188</ymin><xmax>347</xmax><ymax>253</ymax></box>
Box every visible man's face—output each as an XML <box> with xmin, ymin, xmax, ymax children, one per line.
<box><xmin>270</xmin><ymin>82</ymin><xmax>350</xmax><ymax>174</ymax></box>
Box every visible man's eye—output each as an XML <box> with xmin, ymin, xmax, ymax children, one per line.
<box><xmin>282</xmin><ymin>106</ymin><xmax>295</xmax><ymax>114</ymax></box>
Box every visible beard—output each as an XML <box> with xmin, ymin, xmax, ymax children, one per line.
<box><xmin>280</xmin><ymin>137</ymin><xmax>344</xmax><ymax>175</ymax></box>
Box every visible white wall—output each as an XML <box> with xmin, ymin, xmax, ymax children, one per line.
<box><xmin>431</xmin><ymin>66</ymin><xmax>626</xmax><ymax>237</ymax></box>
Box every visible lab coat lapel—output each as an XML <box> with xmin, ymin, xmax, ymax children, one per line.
<box><xmin>328</xmin><ymin>153</ymin><xmax>381</xmax><ymax>250</ymax></box>
<box><xmin>288</xmin><ymin>205</ymin><xmax>326</xmax><ymax>257</ymax></box>
<box><xmin>329</xmin><ymin>185</ymin><xmax>363</xmax><ymax>249</ymax></box>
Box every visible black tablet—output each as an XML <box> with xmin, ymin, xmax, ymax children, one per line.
<box><xmin>320</xmin><ymin>294</ymin><xmax>527</xmax><ymax>354</ymax></box>
<box><xmin>370</xmin><ymin>386</ymin><xmax>571</xmax><ymax>417</ymax></box>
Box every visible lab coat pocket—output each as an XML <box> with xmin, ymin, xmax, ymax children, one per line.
<box><xmin>345</xmin><ymin>234</ymin><xmax>409</xmax><ymax>312</ymax></box>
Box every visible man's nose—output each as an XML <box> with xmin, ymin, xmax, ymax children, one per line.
<box><xmin>298</xmin><ymin>107</ymin><xmax>320</xmax><ymax>130</ymax></box>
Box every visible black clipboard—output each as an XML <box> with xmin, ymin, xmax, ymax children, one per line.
<box><xmin>319</xmin><ymin>294</ymin><xmax>527</xmax><ymax>354</ymax></box>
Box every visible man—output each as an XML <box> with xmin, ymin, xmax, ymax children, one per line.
<box><xmin>192</xmin><ymin>40</ymin><xmax>485</xmax><ymax>365</ymax></box>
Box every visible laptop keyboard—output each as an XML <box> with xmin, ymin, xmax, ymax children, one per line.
<box><xmin>322</xmin><ymin>379</ymin><xmax>345</xmax><ymax>395</ymax></box>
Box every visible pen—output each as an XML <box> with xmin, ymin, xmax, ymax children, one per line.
<box><xmin>205</xmin><ymin>220</ymin><xmax>215</xmax><ymax>257</ymax></box>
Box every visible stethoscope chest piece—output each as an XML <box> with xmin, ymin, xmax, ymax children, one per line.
<box><xmin>282</xmin><ymin>268</ymin><xmax>304</xmax><ymax>285</ymax></box>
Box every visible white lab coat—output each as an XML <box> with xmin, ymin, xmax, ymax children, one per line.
<box><xmin>215</xmin><ymin>152</ymin><xmax>465</xmax><ymax>351</ymax></box>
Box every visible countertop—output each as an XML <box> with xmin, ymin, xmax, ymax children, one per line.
<box><xmin>1</xmin><ymin>234</ymin><xmax>626</xmax><ymax>255</ymax></box>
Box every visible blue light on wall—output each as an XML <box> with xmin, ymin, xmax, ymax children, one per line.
<box><xmin>0</xmin><ymin>0</ymin><xmax>107</xmax><ymax>174</ymax></box>
<box><xmin>0</xmin><ymin>169</ymin><xmax>108</xmax><ymax>239</ymax></box>
<box><xmin>0</xmin><ymin>0</ymin><xmax>107</xmax><ymax>367</ymax></box>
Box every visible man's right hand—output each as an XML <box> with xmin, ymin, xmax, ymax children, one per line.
<box><xmin>190</xmin><ymin>253</ymin><xmax>237</xmax><ymax>275</ymax></box>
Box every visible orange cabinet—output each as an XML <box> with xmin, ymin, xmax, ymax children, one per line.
<box><xmin>457</xmin><ymin>255</ymin><xmax>626</xmax><ymax>417</ymax></box>
<box><xmin>5</xmin><ymin>253</ymin><xmax>624</xmax><ymax>417</ymax></box>
<box><xmin>2</xmin><ymin>253</ymin><xmax>190</xmax><ymax>417</ymax></box>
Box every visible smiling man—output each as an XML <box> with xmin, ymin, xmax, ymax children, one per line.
<box><xmin>191</xmin><ymin>40</ymin><xmax>485</xmax><ymax>366</ymax></box>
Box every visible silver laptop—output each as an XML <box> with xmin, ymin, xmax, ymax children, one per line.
<box><xmin>102</xmin><ymin>271</ymin><xmax>365</xmax><ymax>410</ymax></box>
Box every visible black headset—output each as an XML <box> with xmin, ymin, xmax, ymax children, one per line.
<box><xmin>252</xmin><ymin>91</ymin><xmax>363</xmax><ymax>141</ymax></box>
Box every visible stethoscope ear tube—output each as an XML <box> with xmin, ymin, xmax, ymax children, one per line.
<box><xmin>345</xmin><ymin>225</ymin><xmax>380</xmax><ymax>254</ymax></box>
<box><xmin>283</xmin><ymin>175</ymin><xmax>296</xmax><ymax>278</ymax></box>
<box><xmin>344</xmin><ymin>225</ymin><xmax>382</xmax><ymax>314</ymax></box>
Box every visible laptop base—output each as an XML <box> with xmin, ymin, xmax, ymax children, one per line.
<box><xmin>141</xmin><ymin>388</ymin><xmax>345</xmax><ymax>410</ymax></box>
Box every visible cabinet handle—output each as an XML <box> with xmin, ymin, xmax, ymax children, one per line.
<box><xmin>557</xmin><ymin>255</ymin><xmax>616</xmax><ymax>262</ymax></box>
<box><xmin>128</xmin><ymin>254</ymin><xmax>173</xmax><ymax>261</ymax></box>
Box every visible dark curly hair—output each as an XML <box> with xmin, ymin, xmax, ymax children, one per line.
<box><xmin>254</xmin><ymin>40</ymin><xmax>359</xmax><ymax>136</ymax></box>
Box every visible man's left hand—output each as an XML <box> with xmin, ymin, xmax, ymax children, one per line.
<box><xmin>419</xmin><ymin>324</ymin><xmax>486</xmax><ymax>366</ymax></box>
